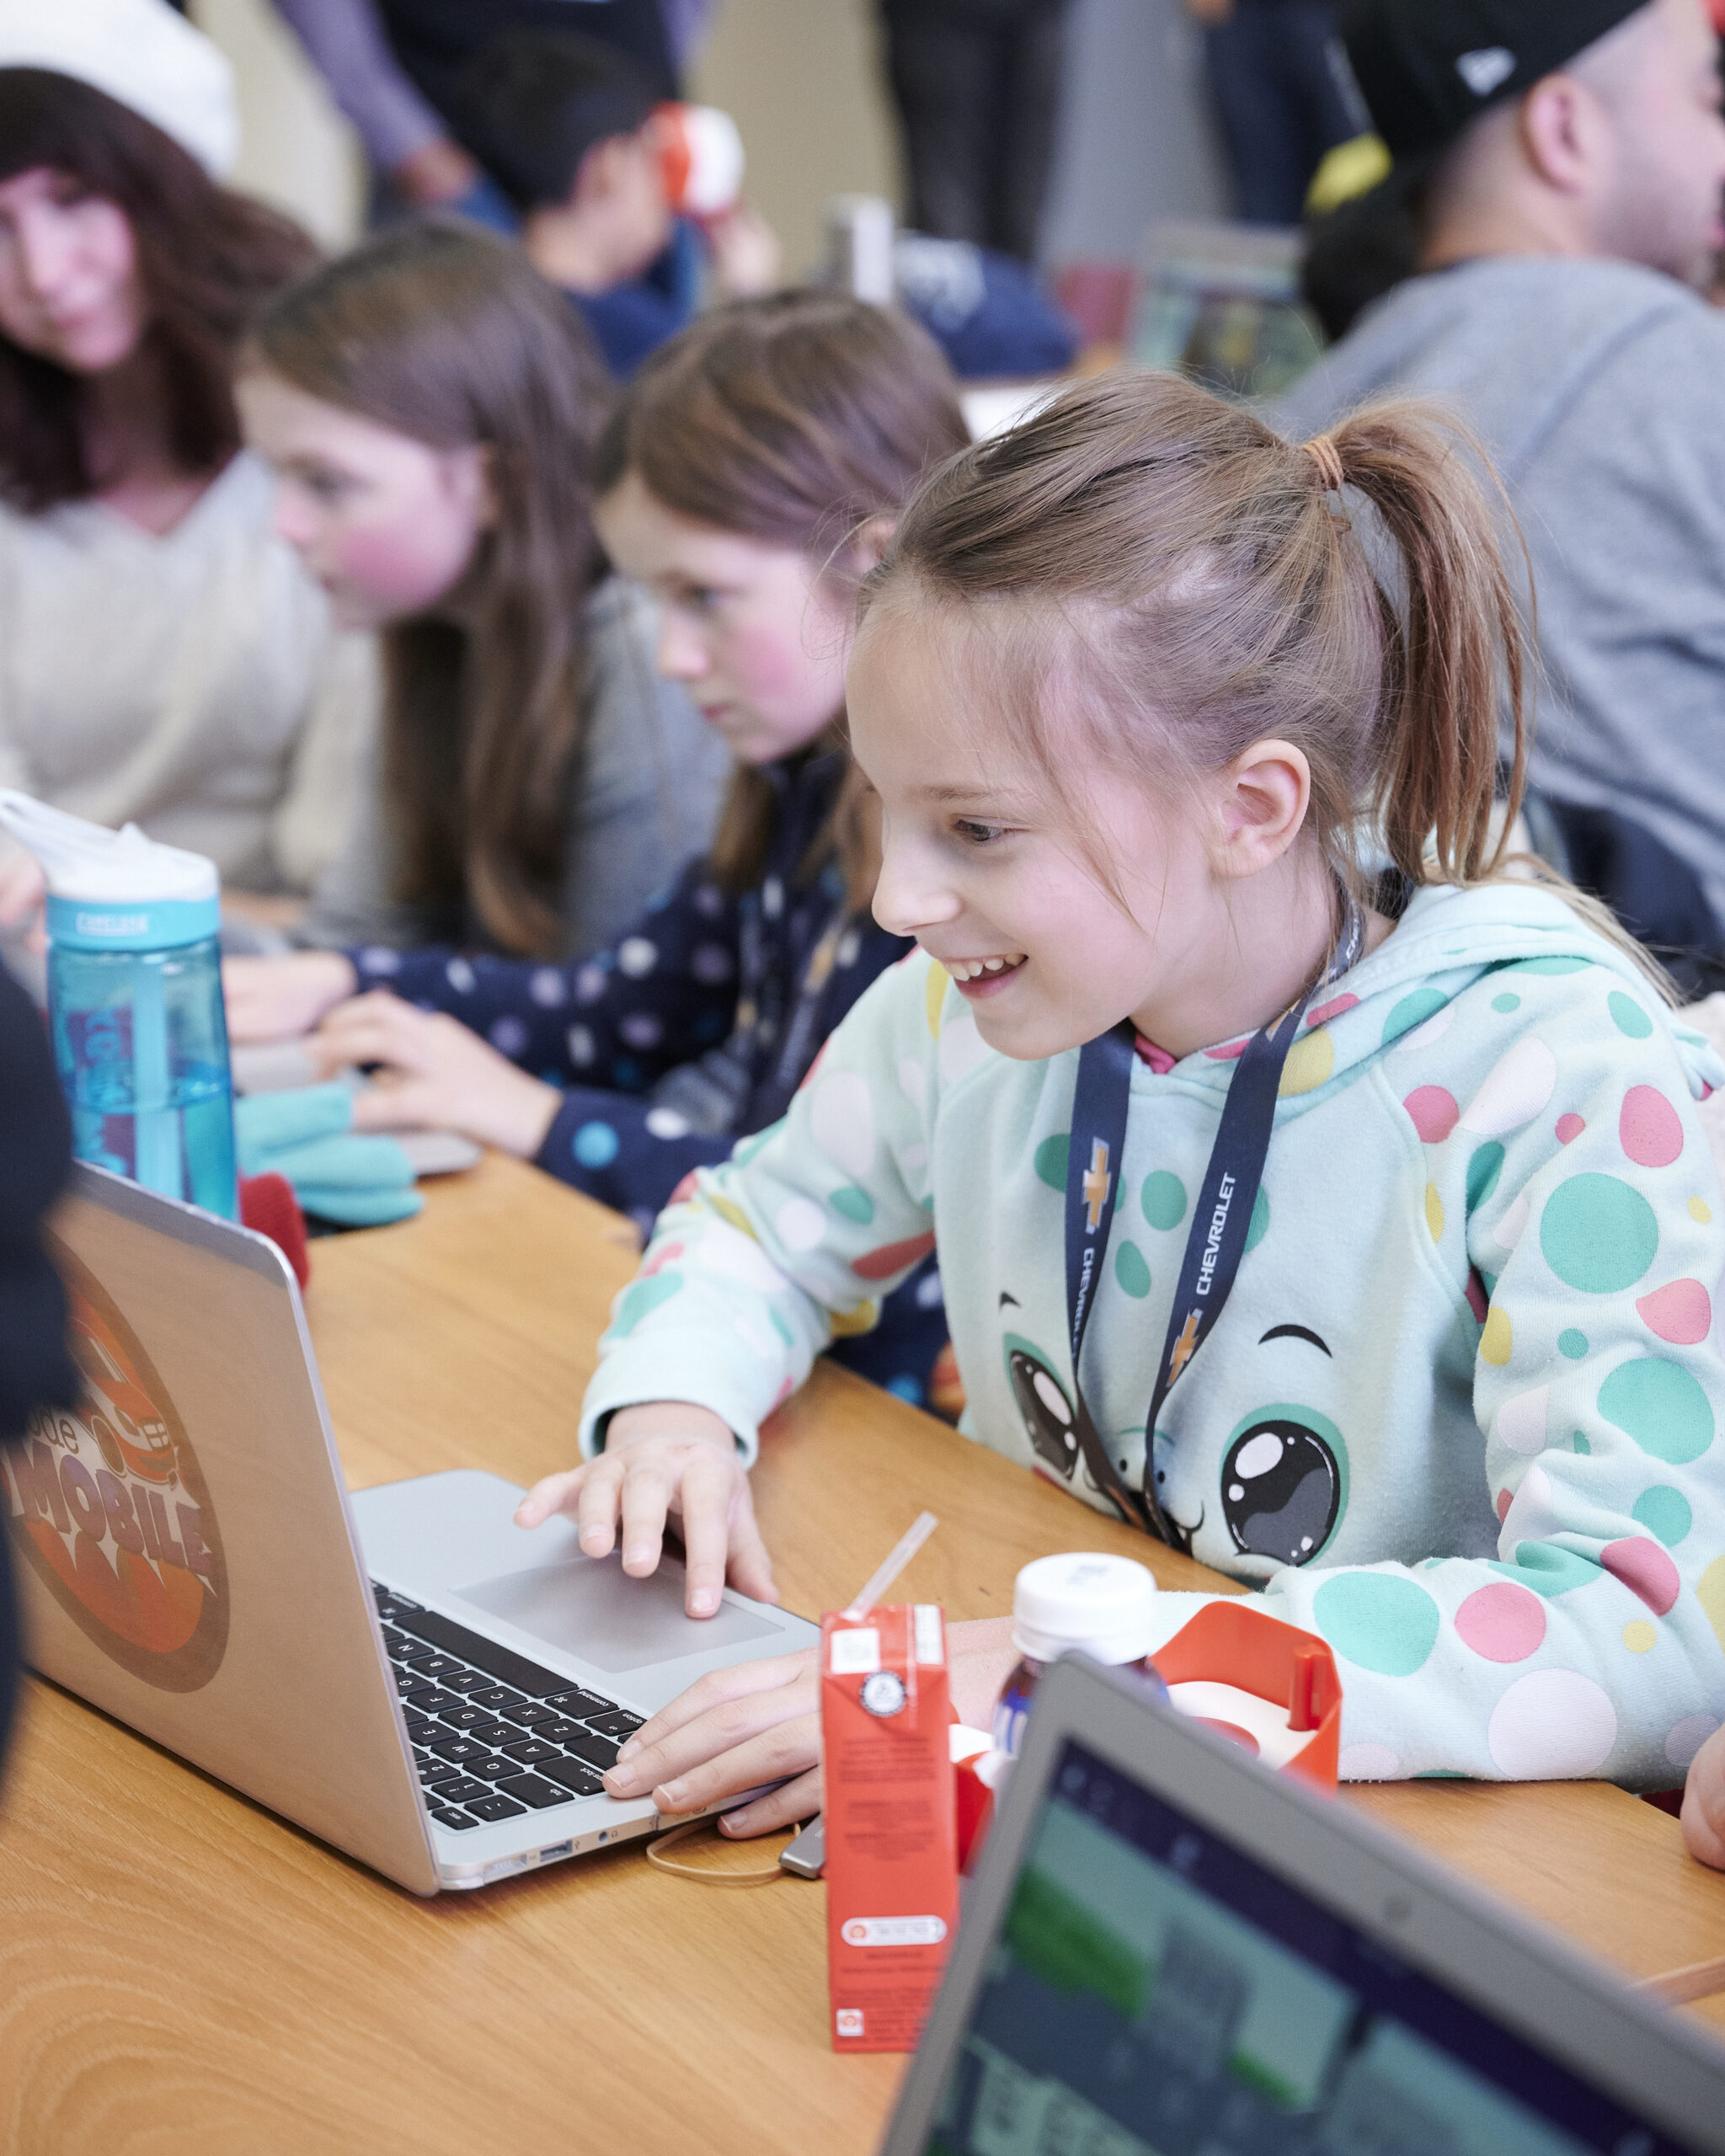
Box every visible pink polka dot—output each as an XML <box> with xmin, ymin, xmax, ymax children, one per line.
<box><xmin>1204</xmin><ymin>1038</ymin><xmax>1248</xmax><ymax>1062</ymax></box>
<box><xmin>1495</xmin><ymin>1486</ymin><xmax>1514</xmax><ymax>1524</ymax></box>
<box><xmin>1603</xmin><ymin>1537</ymin><xmax>1680</xmax><ymax>1617</ymax></box>
<box><xmin>640</xmin><ymin>1240</ymin><xmax>686</xmax><ymax>1277</ymax></box>
<box><xmin>1635</xmin><ymin>1276</ymin><xmax>1712</xmax><ymax>1344</ymax></box>
<box><xmin>1556</xmin><ymin>1113</ymin><xmax>1585</xmax><ymax>1145</ymax></box>
<box><xmin>1619</xmin><ymin>1085</ymin><xmax>1684</xmax><ymax>1168</ymax></box>
<box><xmin>1403</xmin><ymin>1086</ymin><xmax>1460</xmax><ymax>1143</ymax></box>
<box><xmin>1307</xmin><ymin>993</ymin><xmax>1359</xmax><ymax>1028</ymax></box>
<box><xmin>1454</xmin><ymin>1581</ymin><xmax>1546</xmax><ymax>1662</ymax></box>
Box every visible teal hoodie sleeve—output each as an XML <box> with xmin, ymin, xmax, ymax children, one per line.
<box><xmin>579</xmin><ymin>953</ymin><xmax>943</xmax><ymax>1458</ymax></box>
<box><xmin>1245</xmin><ymin>965</ymin><xmax>1725</xmax><ymax>1790</ymax></box>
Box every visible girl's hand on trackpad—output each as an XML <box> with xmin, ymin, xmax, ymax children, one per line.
<box><xmin>514</xmin><ymin>1401</ymin><xmax>777</xmax><ymax>1619</ymax></box>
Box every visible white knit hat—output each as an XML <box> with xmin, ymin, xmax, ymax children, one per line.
<box><xmin>0</xmin><ymin>0</ymin><xmax>239</xmax><ymax>179</ymax></box>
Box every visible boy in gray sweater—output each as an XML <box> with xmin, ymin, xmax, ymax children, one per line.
<box><xmin>1274</xmin><ymin>0</ymin><xmax>1725</xmax><ymax>946</ymax></box>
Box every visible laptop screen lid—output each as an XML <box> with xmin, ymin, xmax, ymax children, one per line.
<box><xmin>883</xmin><ymin>1655</ymin><xmax>1725</xmax><ymax>2156</ymax></box>
<box><xmin>2</xmin><ymin>1163</ymin><xmax>441</xmax><ymax>1896</ymax></box>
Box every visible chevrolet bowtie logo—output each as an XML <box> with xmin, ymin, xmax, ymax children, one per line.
<box><xmin>1167</xmin><ymin>1310</ymin><xmax>1202</xmax><ymax>1385</ymax></box>
<box><xmin>1081</xmin><ymin>1139</ymin><xmax>1111</xmax><ymax>1231</ymax></box>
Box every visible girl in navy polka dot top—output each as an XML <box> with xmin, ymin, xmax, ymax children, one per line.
<box><xmin>227</xmin><ymin>294</ymin><xmax>971</xmax><ymax>1406</ymax></box>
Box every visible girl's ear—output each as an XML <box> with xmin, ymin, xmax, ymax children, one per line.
<box><xmin>1212</xmin><ymin>738</ymin><xmax>1311</xmax><ymax>881</ymax></box>
<box><xmin>846</xmin><ymin>514</ymin><xmax>897</xmax><ymax>579</ymax></box>
<box><xmin>443</xmin><ymin>441</ymin><xmax>499</xmax><ymax>533</ymax></box>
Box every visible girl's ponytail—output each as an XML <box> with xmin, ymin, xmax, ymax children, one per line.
<box><xmin>1318</xmin><ymin>404</ymin><xmax>1530</xmax><ymax>890</ymax></box>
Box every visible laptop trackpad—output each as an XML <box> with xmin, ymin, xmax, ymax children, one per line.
<box><xmin>455</xmin><ymin>1558</ymin><xmax>784</xmax><ymax>1673</ymax></box>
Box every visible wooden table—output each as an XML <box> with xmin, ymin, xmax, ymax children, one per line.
<box><xmin>4</xmin><ymin>1155</ymin><xmax>1724</xmax><ymax>2152</ymax></box>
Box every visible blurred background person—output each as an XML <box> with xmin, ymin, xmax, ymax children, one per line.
<box><xmin>1188</xmin><ymin>0</ymin><xmax>1358</xmax><ymax>225</ymax></box>
<box><xmin>458</xmin><ymin>29</ymin><xmax>780</xmax><ymax>380</ymax></box>
<box><xmin>270</xmin><ymin>0</ymin><xmax>681</xmax><ymax>222</ymax></box>
<box><xmin>239</xmin><ymin>221</ymin><xmax>729</xmax><ymax>962</ymax></box>
<box><xmin>876</xmin><ymin>0</ymin><xmax>1074</xmax><ymax>264</ymax></box>
<box><xmin>1275</xmin><ymin>0</ymin><xmax>1725</xmax><ymax>993</ymax></box>
<box><xmin>0</xmin><ymin>0</ymin><xmax>373</xmax><ymax>946</ymax></box>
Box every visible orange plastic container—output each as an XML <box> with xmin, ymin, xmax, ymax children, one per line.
<box><xmin>1149</xmin><ymin>1599</ymin><xmax>1342</xmax><ymax>1790</ymax></box>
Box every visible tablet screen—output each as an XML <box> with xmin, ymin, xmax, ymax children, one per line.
<box><xmin>917</xmin><ymin>1739</ymin><xmax>1697</xmax><ymax>2156</ymax></box>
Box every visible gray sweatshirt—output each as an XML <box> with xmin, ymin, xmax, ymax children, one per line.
<box><xmin>1271</xmin><ymin>257</ymin><xmax>1725</xmax><ymax>930</ymax></box>
<box><xmin>299</xmin><ymin>577</ymin><xmax>731</xmax><ymax>958</ymax></box>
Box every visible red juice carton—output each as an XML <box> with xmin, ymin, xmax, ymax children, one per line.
<box><xmin>821</xmin><ymin>1602</ymin><xmax>958</xmax><ymax>2054</ymax></box>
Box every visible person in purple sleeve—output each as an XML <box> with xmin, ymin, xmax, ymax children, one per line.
<box><xmin>225</xmin><ymin>293</ymin><xmax>969</xmax><ymax>1405</ymax></box>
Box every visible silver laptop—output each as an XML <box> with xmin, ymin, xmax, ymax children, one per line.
<box><xmin>884</xmin><ymin>1654</ymin><xmax>1725</xmax><ymax>2156</ymax></box>
<box><xmin>2</xmin><ymin>1163</ymin><xmax>817</xmax><ymax>1892</ymax></box>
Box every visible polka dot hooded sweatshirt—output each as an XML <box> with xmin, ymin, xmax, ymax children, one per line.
<box><xmin>581</xmin><ymin>881</ymin><xmax>1725</xmax><ymax>1790</ymax></box>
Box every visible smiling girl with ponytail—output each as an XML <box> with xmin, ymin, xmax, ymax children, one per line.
<box><xmin>518</xmin><ymin>371</ymin><xmax>1725</xmax><ymax>1836</ymax></box>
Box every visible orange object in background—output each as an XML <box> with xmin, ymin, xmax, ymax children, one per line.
<box><xmin>650</xmin><ymin>103</ymin><xmax>745</xmax><ymax>220</ymax></box>
<box><xmin>821</xmin><ymin>1604</ymin><xmax>959</xmax><ymax>2055</ymax></box>
<box><xmin>1150</xmin><ymin>1599</ymin><xmax>1343</xmax><ymax>1790</ymax></box>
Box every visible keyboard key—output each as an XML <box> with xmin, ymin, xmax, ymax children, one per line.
<box><xmin>374</xmin><ymin>1585</ymin><xmax>423</xmax><ymax>1619</ymax></box>
<box><xmin>499</xmin><ymin>1737</ymin><xmax>560</xmax><ymax>1767</ymax></box>
<box><xmin>490</xmin><ymin>1774</ymin><xmax>571</xmax><ymax>1811</ymax></box>
<box><xmin>543</xmin><ymin>1687</ymin><xmax>617</xmax><ymax>1718</ymax></box>
<box><xmin>467</xmin><ymin>1685</ymin><xmax>524</xmax><ymax>1712</ymax></box>
<box><xmin>537</xmin><ymin>1757</ymin><xmax>605</xmax><ymax>1797</ymax></box>
<box><xmin>561</xmin><ymin>1732</ymin><xmax>622</xmax><ymax>1769</ymax></box>
<box><xmin>435</xmin><ymin>1702</ymin><xmax>503</xmax><ymax>1733</ymax></box>
<box><xmin>408</xmin><ymin>1653</ymin><xmax>466</xmax><ymax>1683</ymax></box>
<box><xmin>429</xmin><ymin>1734</ymin><xmax>494</xmax><ymax>1766</ymax></box>
<box><xmin>465</xmin><ymin>1791</ymin><xmax>528</xmax><ymax>1822</ymax></box>
<box><xmin>462</xmin><ymin>1753</ymin><xmax>521</xmax><ymax>1781</ymax></box>
<box><xmin>583</xmin><ymin>1710</ymin><xmax>644</xmax><ymax>1738</ymax></box>
<box><xmin>442</xmin><ymin>1668</ymin><xmax>496</xmax><ymax>1695</ymax></box>
<box><xmin>392</xmin><ymin>1609</ymin><xmax>578</xmax><ymax>1697</ymax></box>
<box><xmin>499</xmin><ymin>1701</ymin><xmax>559</xmax><ymax>1729</ymax></box>
<box><xmin>383</xmin><ymin>1630</ymin><xmax>435</xmax><ymax>1664</ymax></box>
<box><xmin>403</xmin><ymin>1710</ymin><xmax>436</xmax><ymax>1740</ymax></box>
<box><xmin>432</xmin><ymin>1778</ymin><xmax>493</xmax><ymax>1806</ymax></box>
<box><xmin>534</xmin><ymin>1718</ymin><xmax>592</xmax><ymax>1748</ymax></box>
<box><xmin>417</xmin><ymin>1756</ymin><xmax>465</xmax><ymax>1788</ymax></box>
<box><xmin>456</xmin><ymin>1717</ymin><xmax>510</xmax><ymax>1745</ymax></box>
<box><xmin>400</xmin><ymin>1685</ymin><xmax>462</xmax><ymax>1715</ymax></box>
<box><xmin>429</xmin><ymin>1805</ymin><xmax>480</xmax><ymax>1830</ymax></box>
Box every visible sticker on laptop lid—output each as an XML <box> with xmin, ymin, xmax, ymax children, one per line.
<box><xmin>0</xmin><ymin>1238</ymin><xmax>228</xmax><ymax>1690</ymax></box>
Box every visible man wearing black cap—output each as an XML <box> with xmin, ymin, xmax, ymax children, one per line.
<box><xmin>1276</xmin><ymin>0</ymin><xmax>1725</xmax><ymax>970</ymax></box>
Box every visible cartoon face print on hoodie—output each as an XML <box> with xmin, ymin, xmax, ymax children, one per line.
<box><xmin>1151</xmin><ymin>1319</ymin><xmax>1351</xmax><ymax>1572</ymax></box>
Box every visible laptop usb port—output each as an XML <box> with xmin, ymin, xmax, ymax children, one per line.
<box><xmin>537</xmin><ymin>1841</ymin><xmax>573</xmax><ymax>1863</ymax></box>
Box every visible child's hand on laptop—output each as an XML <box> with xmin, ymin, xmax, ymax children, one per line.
<box><xmin>1683</xmin><ymin>1720</ymin><xmax>1725</xmax><ymax>1870</ymax></box>
<box><xmin>601</xmin><ymin>1616</ymin><xmax>1019</xmax><ymax>1836</ymax></box>
<box><xmin>514</xmin><ymin>1401</ymin><xmax>776</xmax><ymax>1620</ymax></box>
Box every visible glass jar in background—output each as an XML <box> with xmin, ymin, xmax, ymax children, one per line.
<box><xmin>991</xmin><ymin>1551</ymin><xmax>1167</xmax><ymax>1761</ymax></box>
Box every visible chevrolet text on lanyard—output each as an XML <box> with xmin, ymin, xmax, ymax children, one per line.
<box><xmin>1064</xmin><ymin>894</ymin><xmax>1365</xmax><ymax>1540</ymax></box>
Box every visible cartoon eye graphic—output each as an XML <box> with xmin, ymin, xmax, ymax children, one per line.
<box><xmin>1002</xmin><ymin>1334</ymin><xmax>1078</xmax><ymax>1481</ymax></box>
<box><xmin>1220</xmin><ymin>1414</ymin><xmax>1342</xmax><ymax>1566</ymax></box>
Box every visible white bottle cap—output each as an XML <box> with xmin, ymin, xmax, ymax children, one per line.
<box><xmin>1011</xmin><ymin>1552</ymin><xmax>1159</xmax><ymax>1667</ymax></box>
<box><xmin>0</xmin><ymin>791</ymin><xmax>216</xmax><ymax>903</ymax></box>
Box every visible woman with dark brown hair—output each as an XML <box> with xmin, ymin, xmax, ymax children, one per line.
<box><xmin>238</xmin><ymin>219</ymin><xmax>729</xmax><ymax>960</ymax></box>
<box><xmin>227</xmin><ymin>291</ymin><xmax>969</xmax><ymax>1405</ymax></box>
<box><xmin>0</xmin><ymin>6</ymin><xmax>373</xmax><ymax>916</ymax></box>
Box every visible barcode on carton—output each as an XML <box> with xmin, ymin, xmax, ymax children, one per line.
<box><xmin>913</xmin><ymin>1604</ymin><xmax>945</xmax><ymax>1667</ymax></box>
<box><xmin>830</xmin><ymin>1626</ymin><xmax>881</xmax><ymax>1675</ymax></box>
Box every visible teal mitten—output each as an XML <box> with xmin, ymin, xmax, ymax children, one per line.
<box><xmin>234</xmin><ymin>1083</ymin><xmax>425</xmax><ymax>1226</ymax></box>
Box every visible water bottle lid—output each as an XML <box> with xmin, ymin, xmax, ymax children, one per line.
<box><xmin>0</xmin><ymin>790</ymin><xmax>217</xmax><ymax>903</ymax></box>
<box><xmin>1011</xmin><ymin>1552</ymin><xmax>1159</xmax><ymax>1666</ymax></box>
<box><xmin>0</xmin><ymin>791</ymin><xmax>220</xmax><ymax>949</ymax></box>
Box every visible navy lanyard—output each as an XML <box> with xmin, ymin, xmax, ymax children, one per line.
<box><xmin>1064</xmin><ymin>897</ymin><xmax>1365</xmax><ymax>1539</ymax></box>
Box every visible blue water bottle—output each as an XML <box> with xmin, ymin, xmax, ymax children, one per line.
<box><xmin>0</xmin><ymin>792</ymin><xmax>238</xmax><ymax>1219</ymax></box>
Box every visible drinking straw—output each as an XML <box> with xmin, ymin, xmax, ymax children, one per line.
<box><xmin>844</xmin><ymin>1511</ymin><xmax>938</xmax><ymax>1619</ymax></box>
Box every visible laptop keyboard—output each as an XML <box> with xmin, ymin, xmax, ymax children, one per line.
<box><xmin>371</xmin><ymin>1582</ymin><xmax>644</xmax><ymax>1833</ymax></box>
